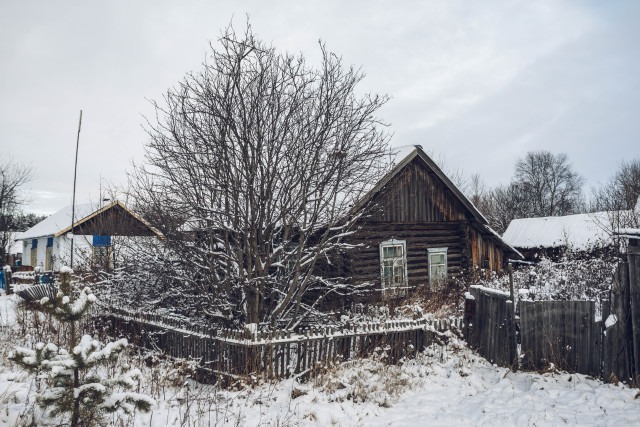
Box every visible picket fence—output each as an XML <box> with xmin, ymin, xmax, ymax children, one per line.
<box><xmin>95</xmin><ymin>306</ymin><xmax>462</xmax><ymax>382</ymax></box>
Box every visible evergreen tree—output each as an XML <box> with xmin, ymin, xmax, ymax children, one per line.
<box><xmin>9</xmin><ymin>267</ymin><xmax>154</xmax><ymax>426</ymax></box>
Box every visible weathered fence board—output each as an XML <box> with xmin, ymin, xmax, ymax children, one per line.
<box><xmin>465</xmin><ymin>286</ymin><xmax>517</xmax><ymax>369</ymax></box>
<box><xmin>520</xmin><ymin>300</ymin><xmax>601</xmax><ymax>376</ymax></box>
<box><xmin>629</xmin><ymin>242</ymin><xmax>640</xmax><ymax>382</ymax></box>
<box><xmin>603</xmin><ymin>241</ymin><xmax>640</xmax><ymax>384</ymax></box>
<box><xmin>95</xmin><ymin>309</ymin><xmax>462</xmax><ymax>382</ymax></box>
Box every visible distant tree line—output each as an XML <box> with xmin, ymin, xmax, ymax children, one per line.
<box><xmin>464</xmin><ymin>151</ymin><xmax>640</xmax><ymax>235</ymax></box>
<box><xmin>0</xmin><ymin>159</ymin><xmax>46</xmax><ymax>263</ymax></box>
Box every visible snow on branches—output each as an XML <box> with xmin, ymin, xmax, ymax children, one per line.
<box><xmin>8</xmin><ymin>267</ymin><xmax>154</xmax><ymax>425</ymax></box>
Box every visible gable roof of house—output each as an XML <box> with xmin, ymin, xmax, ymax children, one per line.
<box><xmin>16</xmin><ymin>200</ymin><xmax>163</xmax><ymax>240</ymax></box>
<box><xmin>351</xmin><ymin>146</ymin><xmax>522</xmax><ymax>258</ymax></box>
<box><xmin>350</xmin><ymin>146</ymin><xmax>490</xmax><ymax>225</ymax></box>
<box><xmin>16</xmin><ymin>203</ymin><xmax>95</xmax><ymax>241</ymax></box>
<box><xmin>502</xmin><ymin>211</ymin><xmax>634</xmax><ymax>250</ymax></box>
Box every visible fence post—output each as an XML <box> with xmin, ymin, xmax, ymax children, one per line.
<box><xmin>628</xmin><ymin>238</ymin><xmax>640</xmax><ymax>382</ymax></box>
<box><xmin>506</xmin><ymin>299</ymin><xmax>517</xmax><ymax>370</ymax></box>
<box><xmin>464</xmin><ymin>287</ymin><xmax>479</xmax><ymax>348</ymax></box>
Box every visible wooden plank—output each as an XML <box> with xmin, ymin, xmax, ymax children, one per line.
<box><xmin>629</xmin><ymin>243</ymin><xmax>640</xmax><ymax>380</ymax></box>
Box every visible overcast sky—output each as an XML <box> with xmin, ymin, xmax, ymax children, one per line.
<box><xmin>2</xmin><ymin>0</ymin><xmax>638</xmax><ymax>215</ymax></box>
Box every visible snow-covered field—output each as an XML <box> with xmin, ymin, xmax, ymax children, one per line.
<box><xmin>2</xmin><ymin>291</ymin><xmax>640</xmax><ymax>426</ymax></box>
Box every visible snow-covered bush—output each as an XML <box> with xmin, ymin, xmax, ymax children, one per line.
<box><xmin>8</xmin><ymin>268</ymin><xmax>154</xmax><ymax>426</ymax></box>
<box><xmin>478</xmin><ymin>249</ymin><xmax>618</xmax><ymax>309</ymax></box>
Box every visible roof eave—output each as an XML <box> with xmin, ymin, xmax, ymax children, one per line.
<box><xmin>53</xmin><ymin>200</ymin><xmax>165</xmax><ymax>239</ymax></box>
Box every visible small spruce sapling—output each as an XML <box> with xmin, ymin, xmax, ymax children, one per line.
<box><xmin>9</xmin><ymin>266</ymin><xmax>155</xmax><ymax>426</ymax></box>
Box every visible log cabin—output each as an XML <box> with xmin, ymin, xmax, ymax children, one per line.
<box><xmin>337</xmin><ymin>146</ymin><xmax>521</xmax><ymax>296</ymax></box>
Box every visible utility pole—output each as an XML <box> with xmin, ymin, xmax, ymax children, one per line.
<box><xmin>70</xmin><ymin>110</ymin><xmax>82</xmax><ymax>269</ymax></box>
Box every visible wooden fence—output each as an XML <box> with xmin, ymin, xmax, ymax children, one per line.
<box><xmin>95</xmin><ymin>307</ymin><xmax>462</xmax><ymax>382</ymax></box>
<box><xmin>466</xmin><ymin>236</ymin><xmax>640</xmax><ymax>384</ymax></box>
<box><xmin>519</xmin><ymin>300</ymin><xmax>601</xmax><ymax>376</ymax></box>
<box><xmin>602</xmin><ymin>238</ymin><xmax>640</xmax><ymax>384</ymax></box>
<box><xmin>464</xmin><ymin>286</ymin><xmax>517</xmax><ymax>369</ymax></box>
<box><xmin>466</xmin><ymin>287</ymin><xmax>606</xmax><ymax>376</ymax></box>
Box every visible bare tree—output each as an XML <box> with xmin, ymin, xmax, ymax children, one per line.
<box><xmin>513</xmin><ymin>151</ymin><xmax>584</xmax><ymax>217</ymax></box>
<box><xmin>466</xmin><ymin>173</ymin><xmax>489</xmax><ymax>211</ymax></box>
<box><xmin>475</xmin><ymin>151</ymin><xmax>584</xmax><ymax>235</ymax></box>
<box><xmin>0</xmin><ymin>158</ymin><xmax>34</xmax><ymax>264</ymax></box>
<box><xmin>129</xmin><ymin>24</ymin><xmax>390</xmax><ymax>328</ymax></box>
<box><xmin>591</xmin><ymin>158</ymin><xmax>640</xmax><ymax>232</ymax></box>
<box><xmin>482</xmin><ymin>183</ymin><xmax>534</xmax><ymax>235</ymax></box>
<box><xmin>592</xmin><ymin>158</ymin><xmax>640</xmax><ymax>212</ymax></box>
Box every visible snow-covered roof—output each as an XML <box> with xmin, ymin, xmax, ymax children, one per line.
<box><xmin>16</xmin><ymin>201</ymin><xmax>164</xmax><ymax>241</ymax></box>
<box><xmin>15</xmin><ymin>203</ymin><xmax>95</xmax><ymax>241</ymax></box>
<box><xmin>502</xmin><ymin>211</ymin><xmax>633</xmax><ymax>250</ymax></box>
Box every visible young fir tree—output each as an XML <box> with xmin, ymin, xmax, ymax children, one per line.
<box><xmin>9</xmin><ymin>267</ymin><xmax>154</xmax><ymax>426</ymax></box>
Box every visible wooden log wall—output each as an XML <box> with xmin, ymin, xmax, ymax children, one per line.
<box><xmin>464</xmin><ymin>286</ymin><xmax>517</xmax><ymax>368</ymax></box>
<box><xmin>331</xmin><ymin>151</ymin><xmax>513</xmax><ymax>290</ymax></box>
<box><xmin>94</xmin><ymin>307</ymin><xmax>463</xmax><ymax>382</ymax></box>
<box><xmin>344</xmin><ymin>221</ymin><xmax>469</xmax><ymax>288</ymax></box>
<box><xmin>469</xmin><ymin>228</ymin><xmax>505</xmax><ymax>273</ymax></box>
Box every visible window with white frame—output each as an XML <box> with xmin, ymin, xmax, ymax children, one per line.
<box><xmin>380</xmin><ymin>239</ymin><xmax>407</xmax><ymax>292</ymax></box>
<box><xmin>427</xmin><ymin>247</ymin><xmax>448</xmax><ymax>285</ymax></box>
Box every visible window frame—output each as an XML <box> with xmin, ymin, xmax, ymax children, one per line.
<box><xmin>45</xmin><ymin>237</ymin><xmax>54</xmax><ymax>271</ymax></box>
<box><xmin>427</xmin><ymin>247</ymin><xmax>448</xmax><ymax>286</ymax></box>
<box><xmin>92</xmin><ymin>235</ymin><xmax>112</xmax><ymax>272</ymax></box>
<box><xmin>30</xmin><ymin>239</ymin><xmax>38</xmax><ymax>267</ymax></box>
<box><xmin>379</xmin><ymin>239</ymin><xmax>408</xmax><ymax>295</ymax></box>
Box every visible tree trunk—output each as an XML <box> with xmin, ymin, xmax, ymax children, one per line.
<box><xmin>246</xmin><ymin>285</ymin><xmax>259</xmax><ymax>325</ymax></box>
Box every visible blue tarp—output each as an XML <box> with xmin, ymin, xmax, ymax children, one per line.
<box><xmin>0</xmin><ymin>270</ymin><xmax>4</xmax><ymax>290</ymax></box>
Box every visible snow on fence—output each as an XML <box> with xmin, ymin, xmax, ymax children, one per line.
<box><xmin>466</xmin><ymin>238</ymin><xmax>640</xmax><ymax>384</ymax></box>
<box><xmin>94</xmin><ymin>307</ymin><xmax>462</xmax><ymax>382</ymax></box>
<box><xmin>464</xmin><ymin>286</ymin><xmax>517</xmax><ymax>369</ymax></box>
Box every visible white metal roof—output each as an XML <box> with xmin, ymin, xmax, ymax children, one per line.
<box><xmin>502</xmin><ymin>211</ymin><xmax>633</xmax><ymax>250</ymax></box>
<box><xmin>15</xmin><ymin>203</ymin><xmax>95</xmax><ymax>240</ymax></box>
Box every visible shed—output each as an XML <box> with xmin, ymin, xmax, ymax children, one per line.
<box><xmin>502</xmin><ymin>210</ymin><xmax>638</xmax><ymax>260</ymax></box>
<box><xmin>15</xmin><ymin>200</ymin><xmax>163</xmax><ymax>271</ymax></box>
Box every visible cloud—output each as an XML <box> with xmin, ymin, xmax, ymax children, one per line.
<box><xmin>0</xmin><ymin>0</ymin><xmax>637</xmax><ymax>213</ymax></box>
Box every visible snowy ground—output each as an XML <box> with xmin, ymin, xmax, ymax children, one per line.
<box><xmin>1</xmin><ymin>291</ymin><xmax>640</xmax><ymax>426</ymax></box>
